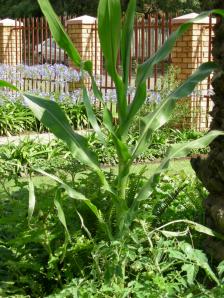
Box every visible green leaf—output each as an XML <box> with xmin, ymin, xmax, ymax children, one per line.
<box><xmin>0</xmin><ymin>80</ymin><xmax>18</xmax><ymax>91</ymax></box>
<box><xmin>76</xmin><ymin>210</ymin><xmax>92</xmax><ymax>238</ymax></box>
<box><xmin>131</xmin><ymin>62</ymin><xmax>216</xmax><ymax>160</ymax></box>
<box><xmin>24</xmin><ymin>93</ymin><xmax>113</xmax><ymax>193</ymax></box>
<box><xmin>84</xmin><ymin>201</ymin><xmax>105</xmax><ymax>225</ymax></box>
<box><xmin>182</xmin><ymin>263</ymin><xmax>198</xmax><ymax>285</ymax></box>
<box><xmin>87</xmin><ymin>72</ymin><xmax>105</xmax><ymax>106</ymax></box>
<box><xmin>28</xmin><ymin>178</ymin><xmax>35</xmax><ymax>224</ymax></box>
<box><xmin>103</xmin><ymin>107</ymin><xmax>115</xmax><ymax>133</ymax></box>
<box><xmin>36</xmin><ymin>169</ymin><xmax>106</xmax><ymax>226</ymax></box>
<box><xmin>213</xmin><ymin>9</ymin><xmax>224</xmax><ymax>18</ymax></box>
<box><xmin>38</xmin><ymin>0</ymin><xmax>81</xmax><ymax>67</ymax></box>
<box><xmin>98</xmin><ymin>0</ymin><xmax>127</xmax><ymax>123</ymax></box>
<box><xmin>98</xmin><ymin>102</ymin><xmax>131</xmax><ymax>165</ymax></box>
<box><xmin>150</xmin><ymin>219</ymin><xmax>224</xmax><ymax>241</ymax></box>
<box><xmin>83</xmin><ymin>67</ymin><xmax>116</xmax><ymax>135</ymax></box>
<box><xmin>24</xmin><ymin>93</ymin><xmax>100</xmax><ymax>168</ymax></box>
<box><xmin>84</xmin><ymin>68</ymin><xmax>116</xmax><ymax>133</ymax></box>
<box><xmin>36</xmin><ymin>169</ymin><xmax>88</xmax><ymax>200</ymax></box>
<box><xmin>54</xmin><ymin>192</ymin><xmax>71</xmax><ymax>241</ymax></box>
<box><xmin>121</xmin><ymin>0</ymin><xmax>136</xmax><ymax>93</ymax></box>
<box><xmin>136</xmin><ymin>12</ymin><xmax>211</xmax><ymax>87</ymax></box>
<box><xmin>217</xmin><ymin>261</ymin><xmax>224</xmax><ymax>278</ymax></box>
<box><xmin>98</xmin><ymin>0</ymin><xmax>121</xmax><ymax>81</ymax></box>
<box><xmin>168</xmin><ymin>249</ymin><xmax>186</xmax><ymax>260</ymax></box>
<box><xmin>104</xmin><ymin>117</ymin><xmax>131</xmax><ymax>164</ymax></box>
<box><xmin>136</xmin><ymin>130</ymin><xmax>224</xmax><ymax>202</ymax></box>
<box><xmin>161</xmin><ymin>130</ymin><xmax>224</xmax><ymax>165</ymax></box>
<box><xmin>83</xmin><ymin>60</ymin><xmax>93</xmax><ymax>73</ymax></box>
<box><xmin>180</xmin><ymin>242</ymin><xmax>220</xmax><ymax>285</ymax></box>
<box><xmin>83</xmin><ymin>87</ymin><xmax>105</xmax><ymax>144</ymax></box>
<box><xmin>161</xmin><ymin>228</ymin><xmax>189</xmax><ymax>237</ymax></box>
<box><xmin>115</xmin><ymin>76</ymin><xmax>127</xmax><ymax>125</ymax></box>
<box><xmin>115</xmin><ymin>136</ymin><xmax>131</xmax><ymax>164</ymax></box>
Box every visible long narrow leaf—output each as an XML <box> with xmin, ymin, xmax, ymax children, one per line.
<box><xmin>121</xmin><ymin>0</ymin><xmax>136</xmax><ymax>93</ymax></box>
<box><xmin>28</xmin><ymin>178</ymin><xmax>35</xmax><ymax>224</ymax></box>
<box><xmin>98</xmin><ymin>0</ymin><xmax>121</xmax><ymax>81</ymax></box>
<box><xmin>36</xmin><ymin>169</ymin><xmax>88</xmax><ymax>200</ymax></box>
<box><xmin>98</xmin><ymin>0</ymin><xmax>127</xmax><ymax>123</ymax></box>
<box><xmin>24</xmin><ymin>93</ymin><xmax>112</xmax><ymax>193</ymax></box>
<box><xmin>149</xmin><ymin>219</ymin><xmax>224</xmax><ymax>241</ymax></box>
<box><xmin>84</xmin><ymin>65</ymin><xmax>116</xmax><ymax>133</ymax></box>
<box><xmin>131</xmin><ymin>62</ymin><xmax>216</xmax><ymax>160</ymax></box>
<box><xmin>115</xmin><ymin>76</ymin><xmax>127</xmax><ymax>125</ymax></box>
<box><xmin>24</xmin><ymin>93</ymin><xmax>99</xmax><ymax>170</ymax></box>
<box><xmin>84</xmin><ymin>62</ymin><xmax>120</xmax><ymax>129</ymax></box>
<box><xmin>38</xmin><ymin>0</ymin><xmax>81</xmax><ymax>67</ymax></box>
<box><xmin>137</xmin><ymin>130</ymin><xmax>224</xmax><ymax>203</ymax></box>
<box><xmin>54</xmin><ymin>193</ymin><xmax>71</xmax><ymax>241</ymax></box>
<box><xmin>81</xmin><ymin>67</ymin><xmax>117</xmax><ymax>139</ymax></box>
<box><xmin>88</xmin><ymin>82</ymin><xmax>131</xmax><ymax>165</ymax></box>
<box><xmin>83</xmin><ymin>87</ymin><xmax>105</xmax><ymax>144</ymax></box>
<box><xmin>102</xmin><ymin>110</ymin><xmax>131</xmax><ymax>165</ymax></box>
<box><xmin>36</xmin><ymin>169</ymin><xmax>106</xmax><ymax>226</ymax></box>
<box><xmin>0</xmin><ymin>80</ymin><xmax>18</xmax><ymax>91</ymax></box>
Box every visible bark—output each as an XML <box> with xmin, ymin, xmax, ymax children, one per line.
<box><xmin>191</xmin><ymin>2</ymin><xmax>224</xmax><ymax>261</ymax></box>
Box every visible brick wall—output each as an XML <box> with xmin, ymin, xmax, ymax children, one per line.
<box><xmin>67</xmin><ymin>15</ymin><xmax>100</xmax><ymax>89</ymax></box>
<box><xmin>0</xmin><ymin>19</ymin><xmax>23</xmax><ymax>65</ymax></box>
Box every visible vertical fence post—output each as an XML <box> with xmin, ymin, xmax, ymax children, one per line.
<box><xmin>0</xmin><ymin>18</ymin><xmax>23</xmax><ymax>65</ymax></box>
<box><xmin>66</xmin><ymin>15</ymin><xmax>100</xmax><ymax>90</ymax></box>
<box><xmin>171</xmin><ymin>13</ymin><xmax>215</xmax><ymax>130</ymax></box>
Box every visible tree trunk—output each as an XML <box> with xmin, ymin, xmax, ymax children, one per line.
<box><xmin>191</xmin><ymin>2</ymin><xmax>224</xmax><ymax>261</ymax></box>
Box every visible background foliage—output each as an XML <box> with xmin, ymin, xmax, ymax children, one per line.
<box><xmin>0</xmin><ymin>0</ymin><xmax>202</xmax><ymax>18</ymax></box>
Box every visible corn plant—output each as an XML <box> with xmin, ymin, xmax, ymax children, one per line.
<box><xmin>1</xmin><ymin>1</ymin><xmax>224</xmax><ymax>242</ymax></box>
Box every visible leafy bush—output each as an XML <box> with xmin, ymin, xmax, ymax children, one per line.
<box><xmin>0</xmin><ymin>94</ymin><xmax>103</xmax><ymax>135</ymax></box>
<box><xmin>0</xmin><ymin>98</ymin><xmax>35</xmax><ymax>136</ymax></box>
<box><xmin>0</xmin><ymin>63</ymin><xmax>80</xmax><ymax>89</ymax></box>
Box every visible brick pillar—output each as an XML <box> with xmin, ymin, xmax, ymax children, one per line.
<box><xmin>67</xmin><ymin>15</ymin><xmax>100</xmax><ymax>90</ymax></box>
<box><xmin>171</xmin><ymin>13</ymin><xmax>215</xmax><ymax>130</ymax></box>
<box><xmin>0</xmin><ymin>18</ymin><xmax>23</xmax><ymax>65</ymax></box>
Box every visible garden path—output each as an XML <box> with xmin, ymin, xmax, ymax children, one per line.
<box><xmin>0</xmin><ymin>132</ymin><xmax>55</xmax><ymax>145</ymax></box>
<box><xmin>0</xmin><ymin>130</ymin><xmax>91</xmax><ymax>145</ymax></box>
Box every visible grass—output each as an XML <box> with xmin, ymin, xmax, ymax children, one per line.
<box><xmin>0</xmin><ymin>158</ymin><xmax>195</xmax><ymax>195</ymax></box>
<box><xmin>132</xmin><ymin>158</ymin><xmax>195</xmax><ymax>176</ymax></box>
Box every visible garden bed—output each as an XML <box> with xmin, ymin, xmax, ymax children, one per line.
<box><xmin>1</xmin><ymin>156</ymin><xmax>223</xmax><ymax>297</ymax></box>
<box><xmin>0</xmin><ymin>126</ymin><xmax>218</xmax><ymax>297</ymax></box>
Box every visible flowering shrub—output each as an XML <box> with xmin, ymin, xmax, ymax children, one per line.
<box><xmin>0</xmin><ymin>94</ymin><xmax>98</xmax><ymax>135</ymax></box>
<box><xmin>0</xmin><ymin>62</ymin><xmax>213</xmax><ymax>136</ymax></box>
<box><xmin>0</xmin><ymin>63</ymin><xmax>81</xmax><ymax>83</ymax></box>
<box><xmin>0</xmin><ymin>63</ymin><xmax>81</xmax><ymax>95</ymax></box>
<box><xmin>0</xmin><ymin>63</ymin><xmax>212</xmax><ymax>106</ymax></box>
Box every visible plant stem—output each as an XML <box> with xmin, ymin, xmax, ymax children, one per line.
<box><xmin>115</xmin><ymin>161</ymin><xmax>130</xmax><ymax>238</ymax></box>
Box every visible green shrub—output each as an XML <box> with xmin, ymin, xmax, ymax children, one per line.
<box><xmin>0</xmin><ymin>99</ymin><xmax>35</xmax><ymax>136</ymax></box>
<box><xmin>0</xmin><ymin>95</ymin><xmax>103</xmax><ymax>136</ymax></box>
